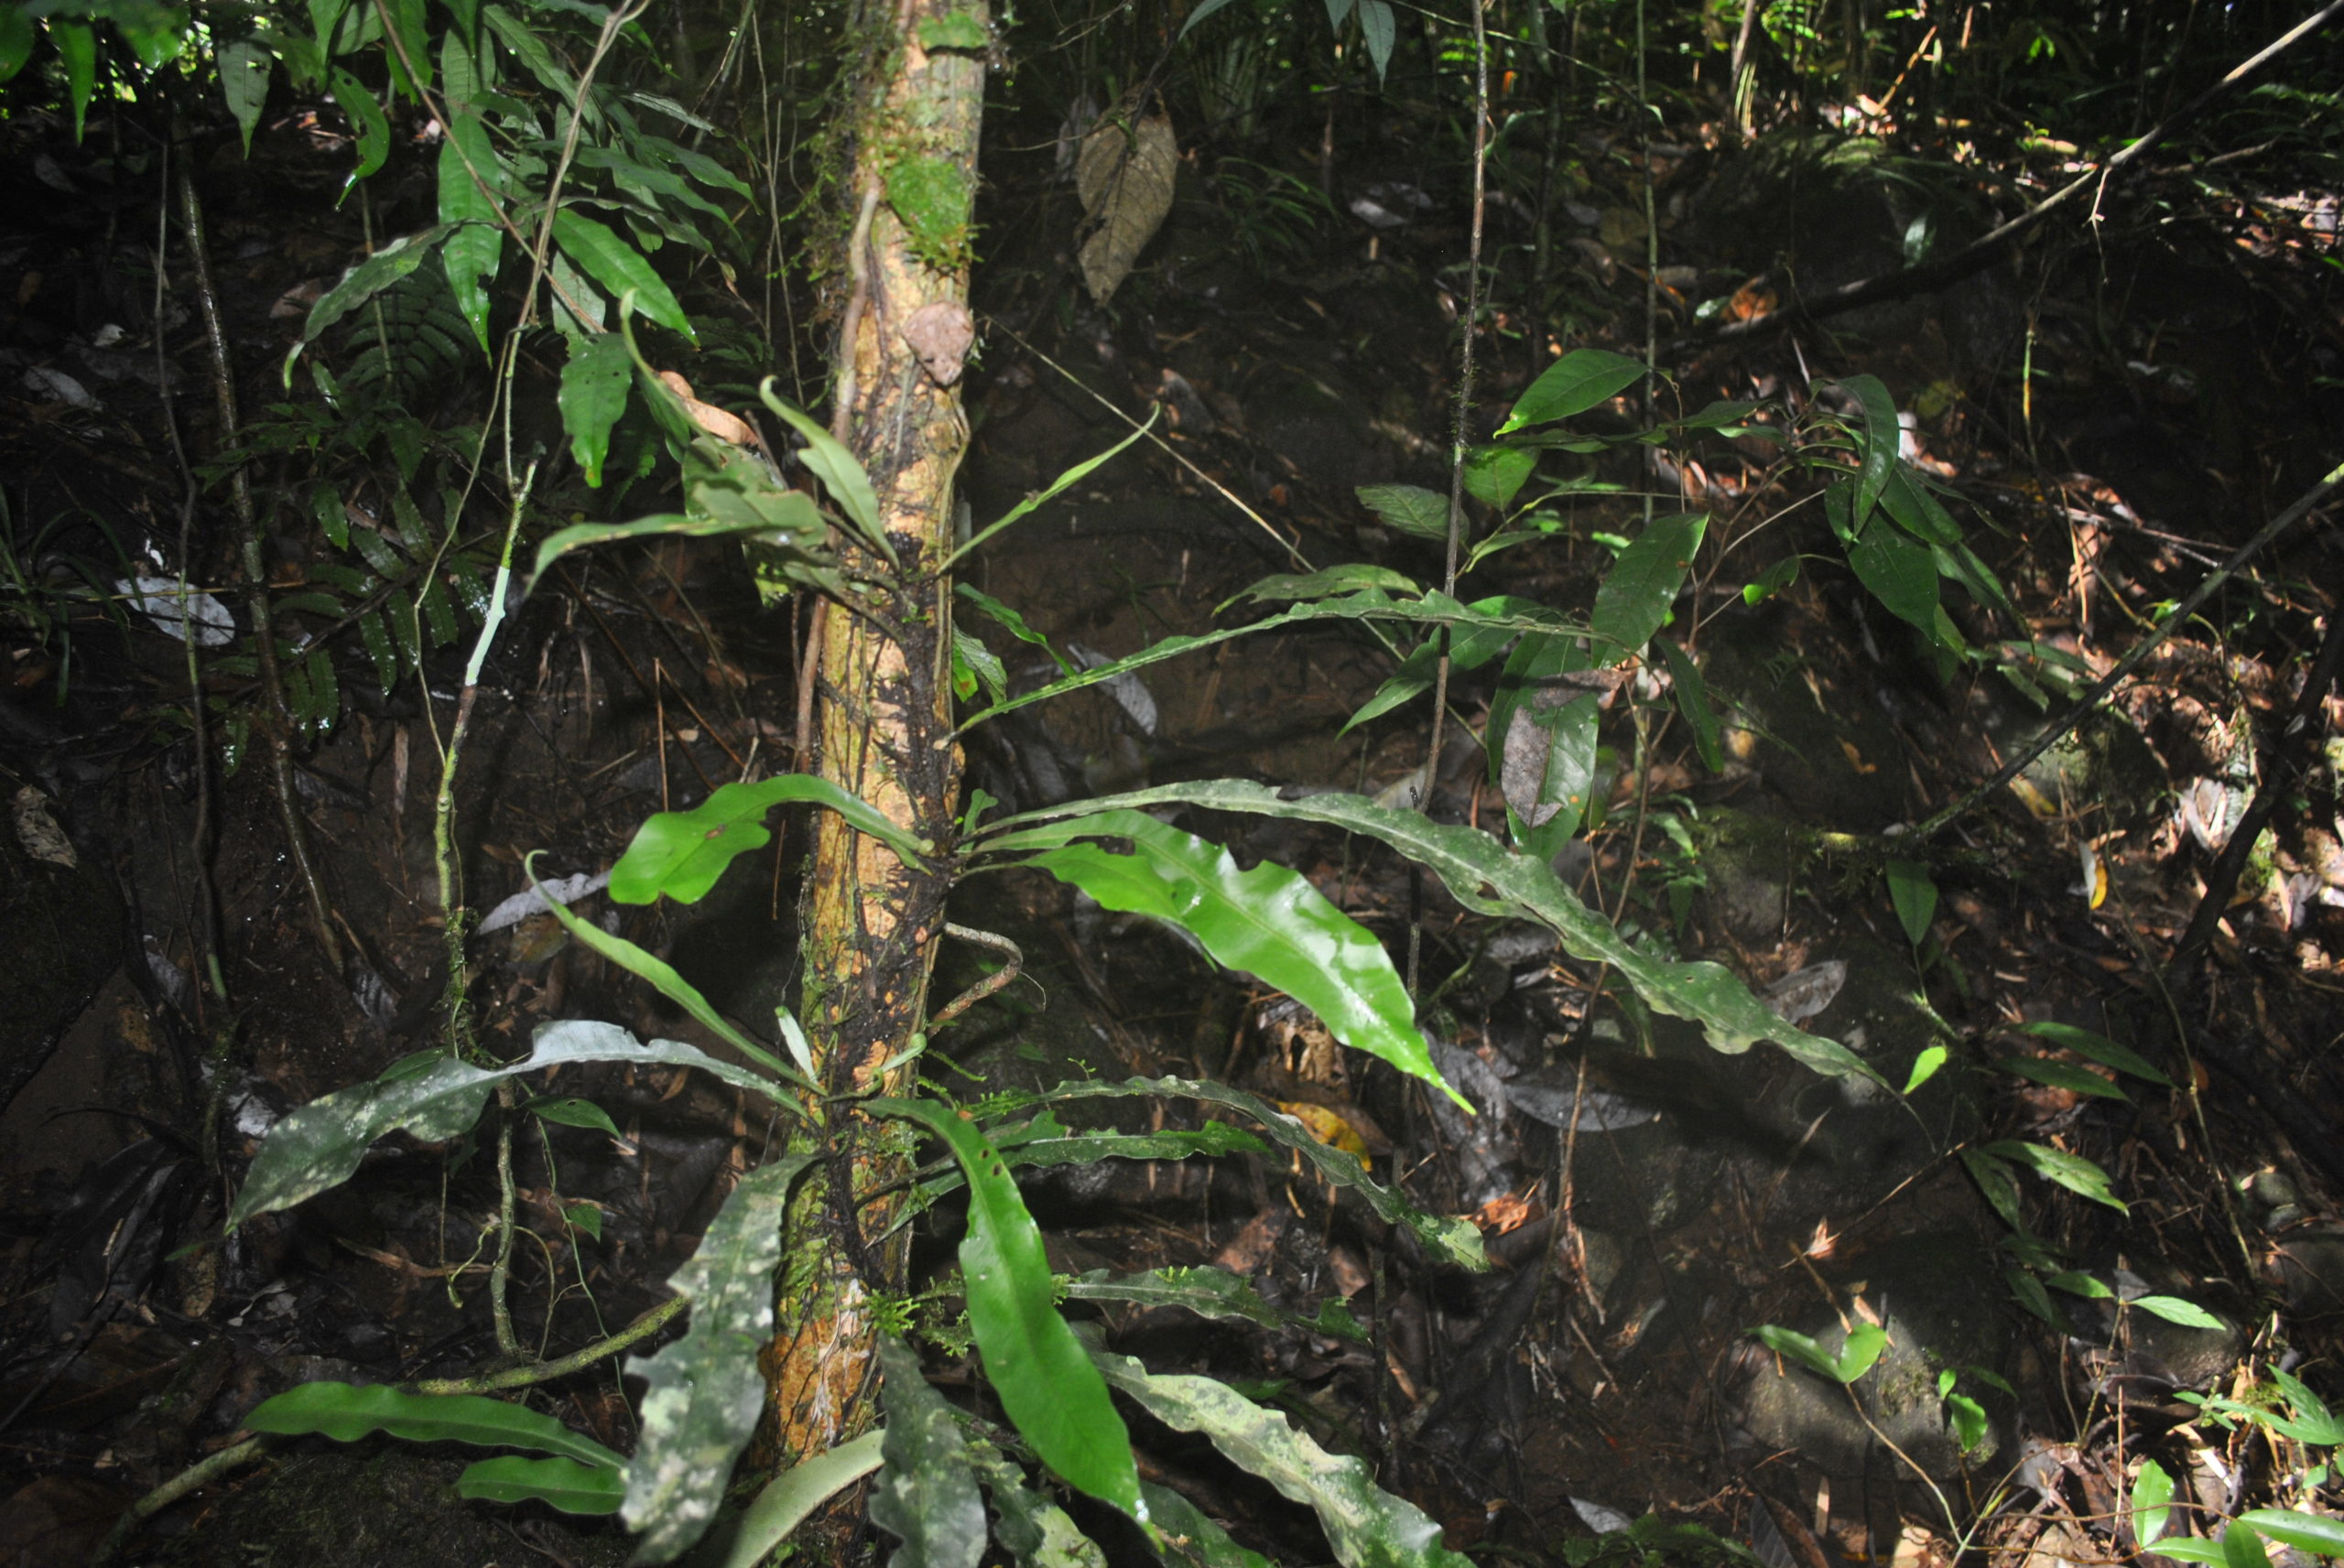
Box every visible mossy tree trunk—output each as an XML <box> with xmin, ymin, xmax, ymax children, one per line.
<box><xmin>753</xmin><ymin>0</ymin><xmax>986</xmax><ymax>1536</ymax></box>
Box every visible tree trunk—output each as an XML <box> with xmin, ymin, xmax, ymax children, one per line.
<box><xmin>753</xmin><ymin>0</ymin><xmax>986</xmax><ymax>1534</ymax></box>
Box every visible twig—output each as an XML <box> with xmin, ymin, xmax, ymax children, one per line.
<box><xmin>1674</xmin><ymin>0</ymin><xmax>2344</xmax><ymax>355</ymax></box>
<box><xmin>173</xmin><ymin>127</ymin><xmax>342</xmax><ymax>974</ymax></box>
<box><xmin>1915</xmin><ymin>460</ymin><xmax>2344</xmax><ymax>840</ymax></box>
<box><xmin>926</xmin><ymin>923</ymin><xmax>1025</xmax><ymax>1029</ymax></box>
<box><xmin>1409</xmin><ymin>0</ymin><xmax>1491</xmax><ymax>998</ymax></box>
<box><xmin>88</xmin><ymin>1435</ymin><xmax>270</xmax><ymax>1567</ymax></box>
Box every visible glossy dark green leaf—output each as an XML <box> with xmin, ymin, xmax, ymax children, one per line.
<box><xmin>528</xmin><ymin>492</ymin><xmax>825</xmax><ymax>597</ymax></box>
<box><xmin>1090</xmin><ymin>1343</ymin><xmax>1473</xmax><ymax>1568</ymax></box>
<box><xmin>458</xmin><ymin>1455</ymin><xmax>624</xmax><ymax>1514</ymax></box>
<box><xmin>1498</xmin><ymin>349</ymin><xmax>1646</xmax><ymax>435</ymax></box>
<box><xmin>1885</xmin><ymin>859</ymin><xmax>1937</xmax><ymax>947</ymax></box>
<box><xmin>1592</xmin><ymin>513</ymin><xmax>1704</xmax><ymax>661</ymax></box>
<box><xmin>248</xmin><ymin>1381</ymin><xmax>623</xmax><ymax>1468</ymax></box>
<box><xmin>2226</xmin><ymin>1520</ymin><xmax>2274</xmax><ymax>1568</ymax></box>
<box><xmin>1996</xmin><ymin>1057</ymin><xmax>2126</xmax><ymax>1100</ymax></box>
<box><xmin>525</xmin><ymin>887</ymin><xmax>810</xmax><ymax>1087</ymax></box>
<box><xmin>2017</xmin><ymin>1022</ymin><xmax>2171</xmax><ymax>1087</ymax></box>
<box><xmin>982</xmin><ymin>782</ymin><xmax>1872</xmax><ymax>1083</ymax></box>
<box><xmin>974</xmin><ymin>1446</ymin><xmax>1109</xmax><ymax>1568</ymax></box>
<box><xmin>1140</xmin><ymin>1481</ymin><xmax>1272</xmax><ymax>1568</ymax></box>
<box><xmin>1355</xmin><ymin>482</ymin><xmax>1449</xmax><ymax>540</ymax></box>
<box><xmin>870</xmin><ymin>1335</ymin><xmax>986</xmax><ymax>1568</ymax></box>
<box><xmin>1485</xmin><ymin>631</ymin><xmax>1585</xmax><ymax>795</ymax></box>
<box><xmin>1960</xmin><ymin>1148</ymin><xmax>2023</xmax><ymax>1230</ymax></box>
<box><xmin>553</xmin><ymin>210</ymin><xmax>693</xmax><ymax>341</ymax></box>
<box><xmin>609</xmin><ymin>775</ymin><xmax>928</xmax><ymax>905</ymax></box>
<box><xmin>624</xmin><ymin>1152</ymin><xmax>816</xmax><ymax>1563</ymax></box>
<box><xmin>1010</xmin><ymin>810</ymin><xmax>1462</xmax><ymax>1108</ymax></box>
<box><xmin>870</xmin><ymin>1097</ymin><xmax>1140</xmax><ymax>1517</ymax></box>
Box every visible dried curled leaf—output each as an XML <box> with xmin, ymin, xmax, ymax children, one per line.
<box><xmin>1074</xmin><ymin>109</ymin><xmax>1177</xmax><ymax>304</ymax></box>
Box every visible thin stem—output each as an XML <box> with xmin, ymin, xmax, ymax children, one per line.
<box><xmin>1409</xmin><ymin>0</ymin><xmax>1492</xmax><ymax>997</ymax></box>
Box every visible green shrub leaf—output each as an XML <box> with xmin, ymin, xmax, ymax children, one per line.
<box><xmin>1008</xmin><ymin>811</ymin><xmax>1463</xmax><ymax>1109</ymax></box>
<box><xmin>2128</xmin><ymin>1295</ymin><xmax>2224</xmax><ymax>1329</ymax></box>
<box><xmin>983</xmin><ymin>1076</ymin><xmax>1484</xmax><ymax>1271</ymax></box>
<box><xmin>870</xmin><ymin>1335</ymin><xmax>988</xmax><ymax>1568</ymax></box>
<box><xmin>1591</xmin><ymin>513</ymin><xmax>1704</xmax><ymax>660</ymax></box>
<box><xmin>1089</xmin><ymin>1343</ymin><xmax>1474</xmax><ymax>1568</ymax></box>
<box><xmin>2017</xmin><ymin>1022</ymin><xmax>2172</xmax><ymax>1087</ymax></box>
<box><xmin>983</xmin><ymin>782</ymin><xmax>1873</xmax><ymax>1084</ymax></box>
<box><xmin>873</xmin><ymin>1098</ymin><xmax>1139</xmax><ymax>1517</ymax></box>
<box><xmin>1067</xmin><ymin>1266</ymin><xmax>1366</xmax><ymax>1343</ymax></box>
<box><xmin>558</xmin><ymin>330</ymin><xmax>631</xmax><ymax>485</ymax></box>
<box><xmin>1997</xmin><ymin>1057</ymin><xmax>2126</xmax><ymax>1100</ymax></box>
<box><xmin>246</xmin><ymin>1382</ymin><xmax>623</xmax><ymax>1469</ymax></box>
<box><xmin>230</xmin><ymin>1020</ymin><xmax>790</xmax><ymax>1228</ymax></box>
<box><xmin>623</xmin><ymin>1152</ymin><xmax>817</xmax><ymax>1563</ymax></box>
<box><xmin>1982</xmin><ymin>1140</ymin><xmax>2127</xmax><ymax>1213</ymax></box>
<box><xmin>610</xmin><ymin>775</ymin><xmax>928</xmax><ymax>905</ymax></box>
<box><xmin>2132</xmin><ymin>1458</ymin><xmax>2175</xmax><ymax>1546</ymax></box>
<box><xmin>1885</xmin><ymin>860</ymin><xmax>1937</xmax><ymax>947</ymax></box>
<box><xmin>2238</xmin><ymin>1509</ymin><xmax>2344</xmax><ymax>1558</ymax></box>
<box><xmin>1498</xmin><ymin>349</ymin><xmax>1646</xmax><ymax>435</ymax></box>
<box><xmin>457</xmin><ymin>1455</ymin><xmax>626</xmax><ymax>1514</ymax></box>
<box><xmin>1655</xmin><ymin>639</ymin><xmax>1724</xmax><ymax>773</ymax></box>
<box><xmin>1839</xmin><ymin>374</ymin><xmax>1901</xmax><ymax>532</ymax></box>
<box><xmin>552</xmin><ymin>210</ymin><xmax>694</xmax><ymax>341</ymax></box>
<box><xmin>1355</xmin><ymin>482</ymin><xmax>1450</xmax><ymax>539</ymax></box>
<box><xmin>716</xmin><ymin>1431</ymin><xmax>887</xmax><ymax>1568</ymax></box>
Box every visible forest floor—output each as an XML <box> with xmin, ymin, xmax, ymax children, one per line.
<box><xmin>2</xmin><ymin>73</ymin><xmax>2344</xmax><ymax>1568</ymax></box>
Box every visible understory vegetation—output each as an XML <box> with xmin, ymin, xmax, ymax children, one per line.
<box><xmin>1</xmin><ymin>0</ymin><xmax>2341</xmax><ymax>1565</ymax></box>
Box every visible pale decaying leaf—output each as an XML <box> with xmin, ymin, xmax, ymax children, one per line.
<box><xmin>1074</xmin><ymin>110</ymin><xmax>1177</xmax><ymax>304</ymax></box>
<box><xmin>12</xmin><ymin>786</ymin><xmax>76</xmax><ymax>869</ymax></box>
<box><xmin>657</xmin><ymin>371</ymin><xmax>761</xmax><ymax>449</ymax></box>
<box><xmin>1760</xmin><ymin>959</ymin><xmax>1848</xmax><ymax>1027</ymax></box>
